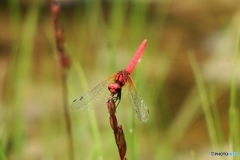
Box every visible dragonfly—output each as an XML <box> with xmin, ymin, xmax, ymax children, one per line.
<box><xmin>71</xmin><ymin>39</ymin><xmax>149</xmax><ymax>123</ymax></box>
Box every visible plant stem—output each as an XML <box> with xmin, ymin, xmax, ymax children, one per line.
<box><xmin>47</xmin><ymin>1</ymin><xmax>74</xmax><ymax>159</ymax></box>
<box><xmin>229</xmin><ymin>24</ymin><xmax>240</xmax><ymax>159</ymax></box>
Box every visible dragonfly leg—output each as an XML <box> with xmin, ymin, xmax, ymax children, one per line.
<box><xmin>111</xmin><ymin>89</ymin><xmax>122</xmax><ymax>107</ymax></box>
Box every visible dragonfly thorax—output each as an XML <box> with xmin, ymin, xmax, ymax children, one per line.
<box><xmin>116</xmin><ymin>71</ymin><xmax>129</xmax><ymax>85</ymax></box>
<box><xmin>108</xmin><ymin>71</ymin><xmax>130</xmax><ymax>106</ymax></box>
<box><xmin>108</xmin><ymin>71</ymin><xmax>129</xmax><ymax>94</ymax></box>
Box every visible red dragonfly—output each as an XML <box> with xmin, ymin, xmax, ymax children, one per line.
<box><xmin>71</xmin><ymin>39</ymin><xmax>149</xmax><ymax>123</ymax></box>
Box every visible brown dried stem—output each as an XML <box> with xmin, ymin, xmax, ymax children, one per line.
<box><xmin>46</xmin><ymin>1</ymin><xmax>73</xmax><ymax>160</ymax></box>
<box><xmin>107</xmin><ymin>96</ymin><xmax>127</xmax><ymax>160</ymax></box>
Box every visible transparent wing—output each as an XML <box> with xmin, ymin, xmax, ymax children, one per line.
<box><xmin>127</xmin><ymin>77</ymin><xmax>149</xmax><ymax>123</ymax></box>
<box><xmin>71</xmin><ymin>75</ymin><xmax>115</xmax><ymax>110</ymax></box>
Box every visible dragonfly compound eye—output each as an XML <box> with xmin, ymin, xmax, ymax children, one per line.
<box><xmin>108</xmin><ymin>83</ymin><xmax>121</xmax><ymax>94</ymax></box>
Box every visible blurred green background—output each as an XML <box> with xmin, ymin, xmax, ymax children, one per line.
<box><xmin>0</xmin><ymin>0</ymin><xmax>240</xmax><ymax>160</ymax></box>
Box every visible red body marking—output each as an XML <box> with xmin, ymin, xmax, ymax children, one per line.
<box><xmin>125</xmin><ymin>39</ymin><xmax>147</xmax><ymax>74</ymax></box>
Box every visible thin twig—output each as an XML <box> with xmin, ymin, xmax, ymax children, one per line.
<box><xmin>107</xmin><ymin>95</ymin><xmax>127</xmax><ymax>160</ymax></box>
<box><xmin>46</xmin><ymin>1</ymin><xmax>73</xmax><ymax>160</ymax></box>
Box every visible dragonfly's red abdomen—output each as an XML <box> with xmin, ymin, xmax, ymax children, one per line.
<box><xmin>125</xmin><ymin>39</ymin><xmax>147</xmax><ymax>73</ymax></box>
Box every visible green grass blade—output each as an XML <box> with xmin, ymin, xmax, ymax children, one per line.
<box><xmin>189</xmin><ymin>52</ymin><xmax>218</xmax><ymax>149</ymax></box>
<box><xmin>229</xmin><ymin>24</ymin><xmax>240</xmax><ymax>158</ymax></box>
<box><xmin>209</xmin><ymin>85</ymin><xmax>225</xmax><ymax>149</ymax></box>
<box><xmin>0</xmin><ymin>144</ymin><xmax>7</xmax><ymax>160</ymax></box>
<box><xmin>3</xmin><ymin>2</ymin><xmax>40</xmax><ymax>159</ymax></box>
<box><xmin>69</xmin><ymin>62</ymin><xmax>103</xmax><ymax>159</ymax></box>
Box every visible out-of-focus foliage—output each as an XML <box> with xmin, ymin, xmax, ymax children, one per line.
<box><xmin>0</xmin><ymin>0</ymin><xmax>239</xmax><ymax>159</ymax></box>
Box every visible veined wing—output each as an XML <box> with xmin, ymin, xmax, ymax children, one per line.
<box><xmin>127</xmin><ymin>77</ymin><xmax>149</xmax><ymax>123</ymax></box>
<box><xmin>71</xmin><ymin>75</ymin><xmax>115</xmax><ymax>110</ymax></box>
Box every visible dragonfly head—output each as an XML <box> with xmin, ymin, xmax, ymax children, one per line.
<box><xmin>108</xmin><ymin>83</ymin><xmax>121</xmax><ymax>94</ymax></box>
